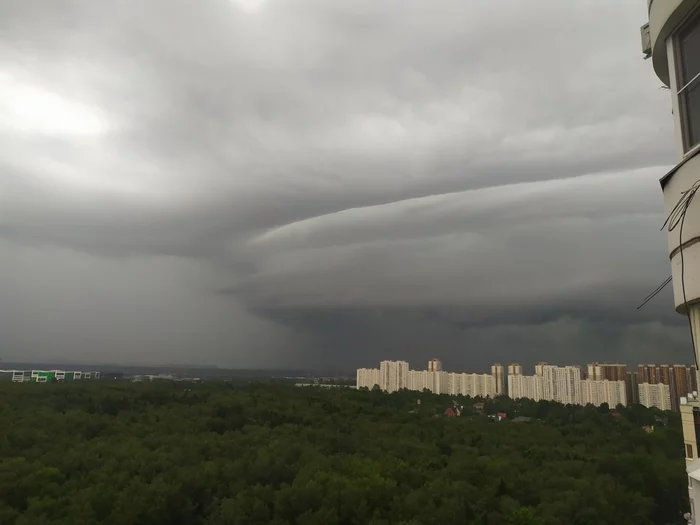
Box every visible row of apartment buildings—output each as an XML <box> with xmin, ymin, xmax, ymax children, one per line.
<box><xmin>509</xmin><ymin>364</ymin><xmax>676</xmax><ymax>410</ymax></box>
<box><xmin>358</xmin><ymin>360</ymin><xmax>693</xmax><ymax>411</ymax></box>
<box><xmin>357</xmin><ymin>360</ymin><xmax>498</xmax><ymax>398</ymax></box>
<box><xmin>581</xmin><ymin>362</ymin><xmax>695</xmax><ymax>411</ymax></box>
<box><xmin>508</xmin><ymin>364</ymin><xmax>628</xmax><ymax>407</ymax></box>
<box><xmin>514</xmin><ymin>362</ymin><xmax>695</xmax><ymax>411</ymax></box>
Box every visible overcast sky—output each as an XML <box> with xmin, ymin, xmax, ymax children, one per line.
<box><xmin>0</xmin><ymin>0</ymin><xmax>687</xmax><ymax>371</ymax></box>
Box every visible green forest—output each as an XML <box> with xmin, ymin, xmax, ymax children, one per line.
<box><xmin>0</xmin><ymin>381</ymin><xmax>689</xmax><ymax>524</ymax></box>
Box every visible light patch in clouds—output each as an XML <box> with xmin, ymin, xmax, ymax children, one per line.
<box><xmin>0</xmin><ymin>73</ymin><xmax>108</xmax><ymax>136</ymax></box>
<box><xmin>231</xmin><ymin>0</ymin><xmax>268</xmax><ymax>14</ymax></box>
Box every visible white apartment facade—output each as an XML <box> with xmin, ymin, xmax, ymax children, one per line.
<box><xmin>357</xmin><ymin>360</ymin><xmax>497</xmax><ymax>397</ymax></box>
<box><xmin>408</xmin><ymin>370</ymin><xmax>450</xmax><ymax>394</ymax></box>
<box><xmin>539</xmin><ymin>365</ymin><xmax>583</xmax><ymax>405</ymax></box>
<box><xmin>379</xmin><ymin>360</ymin><xmax>409</xmax><ymax>393</ymax></box>
<box><xmin>639</xmin><ymin>382</ymin><xmax>673</xmax><ymax>411</ymax></box>
<box><xmin>508</xmin><ymin>374</ymin><xmax>545</xmax><ymax>402</ymax></box>
<box><xmin>449</xmin><ymin>373</ymin><xmax>496</xmax><ymax>398</ymax></box>
<box><xmin>508</xmin><ymin>364</ymin><xmax>625</xmax><ymax>408</ymax></box>
<box><xmin>356</xmin><ymin>368</ymin><xmax>381</xmax><ymax>390</ymax></box>
<box><xmin>689</xmin><ymin>463</ymin><xmax>700</xmax><ymax>523</ymax></box>
<box><xmin>580</xmin><ymin>380</ymin><xmax>627</xmax><ymax>408</ymax></box>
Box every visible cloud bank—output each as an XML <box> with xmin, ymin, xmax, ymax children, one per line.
<box><xmin>0</xmin><ymin>0</ymin><xmax>687</xmax><ymax>370</ymax></box>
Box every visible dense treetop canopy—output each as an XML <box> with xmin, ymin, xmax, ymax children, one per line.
<box><xmin>0</xmin><ymin>381</ymin><xmax>688</xmax><ymax>524</ymax></box>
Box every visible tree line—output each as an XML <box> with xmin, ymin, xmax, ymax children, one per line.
<box><xmin>0</xmin><ymin>380</ymin><xmax>688</xmax><ymax>524</ymax></box>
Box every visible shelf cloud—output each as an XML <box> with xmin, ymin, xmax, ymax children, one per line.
<box><xmin>0</xmin><ymin>0</ymin><xmax>687</xmax><ymax>370</ymax></box>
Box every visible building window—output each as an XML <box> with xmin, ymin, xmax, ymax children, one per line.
<box><xmin>676</xmin><ymin>11</ymin><xmax>700</xmax><ymax>153</ymax></box>
<box><xmin>688</xmin><ymin>443</ymin><xmax>694</xmax><ymax>459</ymax></box>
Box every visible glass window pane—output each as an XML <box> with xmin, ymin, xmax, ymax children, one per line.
<box><xmin>679</xmin><ymin>17</ymin><xmax>700</xmax><ymax>84</ymax></box>
<box><xmin>682</xmin><ymin>83</ymin><xmax>700</xmax><ymax>150</ymax></box>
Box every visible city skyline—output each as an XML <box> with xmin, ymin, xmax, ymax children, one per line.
<box><xmin>357</xmin><ymin>357</ymin><xmax>698</xmax><ymax>376</ymax></box>
<box><xmin>358</xmin><ymin>358</ymin><xmax>698</xmax><ymax>412</ymax></box>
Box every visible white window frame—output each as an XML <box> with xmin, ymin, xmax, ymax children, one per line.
<box><xmin>668</xmin><ymin>8</ymin><xmax>700</xmax><ymax>158</ymax></box>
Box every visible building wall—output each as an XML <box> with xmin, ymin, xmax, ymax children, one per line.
<box><xmin>580</xmin><ymin>380</ymin><xmax>627</xmax><ymax>408</ymax></box>
<box><xmin>356</xmin><ymin>368</ymin><xmax>381</xmax><ymax>389</ymax></box>
<box><xmin>430</xmin><ymin>371</ymin><xmax>450</xmax><ymax>394</ymax></box>
<box><xmin>359</xmin><ymin>362</ymin><xmax>496</xmax><ymax>397</ymax></box>
<box><xmin>639</xmin><ymin>382</ymin><xmax>673</xmax><ymax>411</ymax></box>
<box><xmin>447</xmin><ymin>372</ymin><xmax>494</xmax><ymax>397</ymax></box>
<box><xmin>626</xmin><ymin>372</ymin><xmax>639</xmax><ymax>405</ymax></box>
<box><xmin>507</xmin><ymin>363</ymin><xmax>523</xmax><ymax>376</ymax></box>
<box><xmin>673</xmin><ymin>365</ymin><xmax>692</xmax><ymax>411</ymax></box>
<box><xmin>682</xmin><ymin>403</ymin><xmax>700</xmax><ymax>463</ymax></box>
<box><xmin>689</xmin><ymin>474</ymin><xmax>700</xmax><ymax>524</ymax></box>
<box><xmin>588</xmin><ymin>363</ymin><xmax>627</xmax><ymax>382</ymax></box>
<box><xmin>541</xmin><ymin>365</ymin><xmax>582</xmax><ymax>405</ymax></box>
<box><xmin>491</xmin><ymin>364</ymin><xmax>504</xmax><ymax>396</ymax></box>
<box><xmin>635</xmin><ymin>364</ymin><xmax>696</xmax><ymax>410</ymax></box>
<box><xmin>379</xmin><ymin>361</ymin><xmax>409</xmax><ymax>392</ymax></box>
<box><xmin>645</xmin><ymin>3</ymin><xmax>700</xmax><ymax>522</ymax></box>
<box><xmin>509</xmin><ymin>370</ymin><xmax>624</xmax><ymax>407</ymax></box>
<box><xmin>508</xmin><ymin>374</ymin><xmax>544</xmax><ymax>402</ymax></box>
<box><xmin>427</xmin><ymin>359</ymin><xmax>442</xmax><ymax>372</ymax></box>
<box><xmin>535</xmin><ymin>363</ymin><xmax>547</xmax><ymax>377</ymax></box>
<box><xmin>638</xmin><ymin>364</ymin><xmax>658</xmax><ymax>385</ymax></box>
<box><xmin>647</xmin><ymin>0</ymin><xmax>698</xmax><ymax>84</ymax></box>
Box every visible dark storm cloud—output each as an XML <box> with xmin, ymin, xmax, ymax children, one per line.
<box><xmin>0</xmin><ymin>0</ymin><xmax>688</xmax><ymax>368</ymax></box>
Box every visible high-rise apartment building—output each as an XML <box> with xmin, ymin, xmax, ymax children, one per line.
<box><xmin>409</xmin><ymin>369</ymin><xmax>449</xmax><ymax>394</ymax></box>
<box><xmin>626</xmin><ymin>372</ymin><xmax>639</xmax><ymax>406</ymax></box>
<box><xmin>358</xmin><ymin>361</ymin><xmax>497</xmax><ymax>397</ymax></box>
<box><xmin>508</xmin><ymin>373</ymin><xmax>544</xmax><ymax>402</ymax></box>
<box><xmin>534</xmin><ymin>362</ymin><xmax>547</xmax><ymax>377</ymax></box>
<box><xmin>587</xmin><ymin>363</ymin><xmax>629</xmax><ymax>405</ymax></box>
<box><xmin>508</xmin><ymin>363</ymin><xmax>523</xmax><ymax>376</ymax></box>
<box><xmin>636</xmin><ymin>364</ymin><xmax>697</xmax><ymax>411</ymax></box>
<box><xmin>639</xmin><ymin>383</ymin><xmax>672</xmax><ymax>411</ymax></box>
<box><xmin>638</xmin><ymin>364</ymin><xmax>659</xmax><ymax>384</ymax></box>
<box><xmin>507</xmin><ymin>364</ymin><xmax>622</xmax><ymax>408</ymax></box>
<box><xmin>379</xmin><ymin>360</ymin><xmax>409</xmax><ymax>392</ymax></box>
<box><xmin>672</xmin><ymin>364</ymin><xmax>699</xmax><ymax>410</ymax></box>
<box><xmin>580</xmin><ymin>380</ymin><xmax>627</xmax><ymax>408</ymax></box>
<box><xmin>586</xmin><ymin>363</ymin><xmax>599</xmax><ymax>380</ymax></box>
<box><xmin>356</xmin><ymin>368</ymin><xmax>381</xmax><ymax>390</ymax></box>
<box><xmin>427</xmin><ymin>359</ymin><xmax>443</xmax><ymax>372</ymax></box>
<box><xmin>541</xmin><ymin>365</ymin><xmax>583</xmax><ymax>405</ymax></box>
<box><xmin>448</xmin><ymin>373</ymin><xmax>496</xmax><ymax>398</ymax></box>
<box><xmin>491</xmin><ymin>363</ymin><xmax>504</xmax><ymax>396</ymax></box>
<box><xmin>587</xmin><ymin>363</ymin><xmax>627</xmax><ymax>382</ymax></box>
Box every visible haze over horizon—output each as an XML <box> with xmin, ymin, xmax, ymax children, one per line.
<box><xmin>0</xmin><ymin>0</ymin><xmax>688</xmax><ymax>371</ymax></box>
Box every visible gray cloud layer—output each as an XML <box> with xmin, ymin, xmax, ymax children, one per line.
<box><xmin>0</xmin><ymin>0</ymin><xmax>689</xmax><ymax>370</ymax></box>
